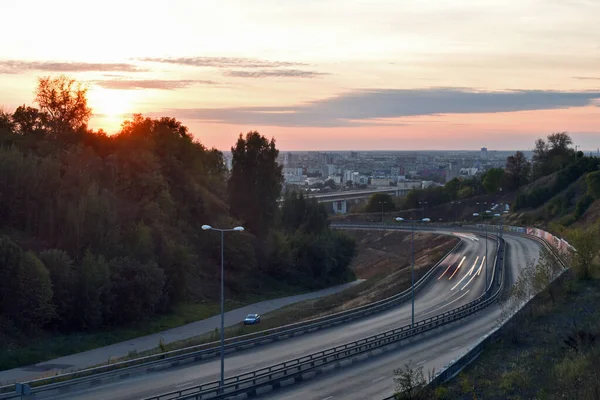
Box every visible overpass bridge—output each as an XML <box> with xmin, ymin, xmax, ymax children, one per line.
<box><xmin>279</xmin><ymin>187</ymin><xmax>411</xmax><ymax>214</ymax></box>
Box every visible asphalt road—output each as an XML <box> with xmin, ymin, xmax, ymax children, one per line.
<box><xmin>261</xmin><ymin>233</ymin><xmax>542</xmax><ymax>400</ymax></box>
<box><xmin>52</xmin><ymin>229</ymin><xmax>499</xmax><ymax>400</ymax></box>
<box><xmin>0</xmin><ymin>280</ymin><xmax>364</xmax><ymax>384</ymax></box>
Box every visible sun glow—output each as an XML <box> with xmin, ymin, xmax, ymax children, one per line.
<box><xmin>88</xmin><ymin>86</ymin><xmax>139</xmax><ymax>133</ymax></box>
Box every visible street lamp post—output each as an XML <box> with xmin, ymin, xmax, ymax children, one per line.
<box><xmin>451</xmin><ymin>201</ymin><xmax>461</xmax><ymax>223</ymax></box>
<box><xmin>472</xmin><ymin>212</ymin><xmax>489</xmax><ymax>296</ymax></box>
<box><xmin>201</xmin><ymin>224</ymin><xmax>245</xmax><ymax>393</ymax></box>
<box><xmin>395</xmin><ymin>217</ymin><xmax>431</xmax><ymax>328</ymax></box>
<box><xmin>418</xmin><ymin>201</ymin><xmax>428</xmax><ymax>220</ymax></box>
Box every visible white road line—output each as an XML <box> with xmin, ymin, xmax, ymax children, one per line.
<box><xmin>174</xmin><ymin>382</ymin><xmax>195</xmax><ymax>389</ymax></box>
<box><xmin>448</xmin><ymin>256</ymin><xmax>467</xmax><ymax>280</ymax></box>
<box><xmin>417</xmin><ymin>360</ymin><xmax>427</xmax><ymax>366</ymax></box>
<box><xmin>451</xmin><ymin>256</ymin><xmax>479</xmax><ymax>290</ymax></box>
<box><xmin>322</xmin><ymin>396</ymin><xmax>334</xmax><ymax>400</ymax></box>
<box><xmin>420</xmin><ymin>290</ymin><xmax>470</xmax><ymax>318</ymax></box>
<box><xmin>476</xmin><ymin>256</ymin><xmax>486</xmax><ymax>276</ymax></box>
<box><xmin>241</xmin><ymin>363</ymin><xmax>256</xmax><ymax>370</ymax></box>
<box><xmin>372</xmin><ymin>376</ymin><xmax>387</xmax><ymax>383</ymax></box>
<box><xmin>451</xmin><ymin>346</ymin><xmax>461</xmax><ymax>352</ymax></box>
<box><xmin>461</xmin><ymin>257</ymin><xmax>485</xmax><ymax>290</ymax></box>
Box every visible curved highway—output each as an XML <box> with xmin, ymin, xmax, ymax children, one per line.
<box><xmin>49</xmin><ymin>229</ymin><xmax>499</xmax><ymax>400</ymax></box>
<box><xmin>261</xmin><ymin>232</ymin><xmax>543</xmax><ymax>400</ymax></box>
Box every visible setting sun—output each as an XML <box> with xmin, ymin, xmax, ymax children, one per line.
<box><xmin>87</xmin><ymin>86</ymin><xmax>139</xmax><ymax>132</ymax></box>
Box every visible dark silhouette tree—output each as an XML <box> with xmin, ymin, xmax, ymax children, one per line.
<box><xmin>505</xmin><ymin>151</ymin><xmax>531</xmax><ymax>190</ymax></box>
<box><xmin>12</xmin><ymin>105</ymin><xmax>47</xmax><ymax>136</ymax></box>
<box><xmin>366</xmin><ymin>193</ymin><xmax>396</xmax><ymax>213</ymax></box>
<box><xmin>34</xmin><ymin>75</ymin><xmax>92</xmax><ymax>137</ymax></box>
<box><xmin>228</xmin><ymin>131</ymin><xmax>283</xmax><ymax>238</ymax></box>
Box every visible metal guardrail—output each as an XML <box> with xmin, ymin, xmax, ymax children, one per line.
<box><xmin>143</xmin><ymin>236</ymin><xmax>506</xmax><ymax>400</ymax></box>
<box><xmin>1</xmin><ymin>228</ymin><xmax>464</xmax><ymax>397</ymax></box>
<box><xmin>380</xmin><ymin>231</ymin><xmax>567</xmax><ymax>400</ymax></box>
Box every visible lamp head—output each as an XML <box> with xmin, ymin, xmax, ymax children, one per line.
<box><xmin>395</xmin><ymin>217</ymin><xmax>404</xmax><ymax>222</ymax></box>
<box><xmin>473</xmin><ymin>213</ymin><xmax>480</xmax><ymax>217</ymax></box>
<box><xmin>202</xmin><ymin>225</ymin><xmax>212</xmax><ymax>231</ymax></box>
<box><xmin>422</xmin><ymin>218</ymin><xmax>431</xmax><ymax>222</ymax></box>
<box><xmin>233</xmin><ymin>226</ymin><xmax>245</xmax><ymax>232</ymax></box>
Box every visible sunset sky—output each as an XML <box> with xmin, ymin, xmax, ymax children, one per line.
<box><xmin>1</xmin><ymin>0</ymin><xmax>599</xmax><ymax>151</ymax></box>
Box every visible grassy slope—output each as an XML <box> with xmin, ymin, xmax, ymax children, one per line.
<box><xmin>438</xmin><ymin>271</ymin><xmax>600</xmax><ymax>400</ymax></box>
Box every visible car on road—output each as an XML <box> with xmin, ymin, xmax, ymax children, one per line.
<box><xmin>244</xmin><ymin>313</ymin><xmax>261</xmax><ymax>325</ymax></box>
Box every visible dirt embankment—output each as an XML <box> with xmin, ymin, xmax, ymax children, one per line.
<box><xmin>273</xmin><ymin>230</ymin><xmax>459</xmax><ymax>321</ymax></box>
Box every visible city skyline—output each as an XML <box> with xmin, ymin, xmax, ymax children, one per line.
<box><xmin>1</xmin><ymin>0</ymin><xmax>599</xmax><ymax>150</ymax></box>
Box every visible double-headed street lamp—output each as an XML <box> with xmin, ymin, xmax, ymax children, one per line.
<box><xmin>395</xmin><ymin>217</ymin><xmax>431</xmax><ymax>328</ymax></box>
<box><xmin>201</xmin><ymin>224</ymin><xmax>245</xmax><ymax>392</ymax></box>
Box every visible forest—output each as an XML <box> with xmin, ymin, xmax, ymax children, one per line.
<box><xmin>0</xmin><ymin>75</ymin><xmax>356</xmax><ymax>343</ymax></box>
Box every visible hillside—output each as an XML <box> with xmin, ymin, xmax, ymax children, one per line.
<box><xmin>0</xmin><ymin>77</ymin><xmax>357</xmax><ymax>370</ymax></box>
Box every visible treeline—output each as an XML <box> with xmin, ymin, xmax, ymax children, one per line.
<box><xmin>0</xmin><ymin>75</ymin><xmax>355</xmax><ymax>337</ymax></box>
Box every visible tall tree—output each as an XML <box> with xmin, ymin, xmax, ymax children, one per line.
<box><xmin>366</xmin><ymin>193</ymin><xmax>396</xmax><ymax>213</ymax></box>
<box><xmin>34</xmin><ymin>75</ymin><xmax>92</xmax><ymax>137</ymax></box>
<box><xmin>228</xmin><ymin>131</ymin><xmax>283</xmax><ymax>238</ymax></box>
<box><xmin>12</xmin><ymin>105</ymin><xmax>47</xmax><ymax>136</ymax></box>
<box><xmin>586</xmin><ymin>171</ymin><xmax>600</xmax><ymax>200</ymax></box>
<box><xmin>505</xmin><ymin>151</ymin><xmax>531</xmax><ymax>190</ymax></box>
<box><xmin>532</xmin><ymin>132</ymin><xmax>575</xmax><ymax>178</ymax></box>
<box><xmin>568</xmin><ymin>224</ymin><xmax>600</xmax><ymax>279</ymax></box>
<box><xmin>482</xmin><ymin>168</ymin><xmax>505</xmax><ymax>193</ymax></box>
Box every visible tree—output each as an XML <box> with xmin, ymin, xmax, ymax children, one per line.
<box><xmin>394</xmin><ymin>361</ymin><xmax>427</xmax><ymax>400</ymax></box>
<box><xmin>345</xmin><ymin>180</ymin><xmax>354</xmax><ymax>188</ymax></box>
<box><xmin>324</xmin><ymin>179</ymin><xmax>337</xmax><ymax>190</ymax></box>
<box><xmin>532</xmin><ymin>132</ymin><xmax>575</xmax><ymax>178</ymax></box>
<box><xmin>0</xmin><ymin>107</ymin><xmax>14</xmax><ymax>134</ymax></box>
<box><xmin>16</xmin><ymin>252</ymin><xmax>55</xmax><ymax>331</ymax></box>
<box><xmin>228</xmin><ymin>131</ymin><xmax>283</xmax><ymax>238</ymax></box>
<box><xmin>366</xmin><ymin>193</ymin><xmax>396</xmax><ymax>213</ymax></box>
<box><xmin>0</xmin><ymin>237</ymin><xmax>24</xmax><ymax>325</ymax></box>
<box><xmin>586</xmin><ymin>170</ymin><xmax>600</xmax><ymax>200</ymax></box>
<box><xmin>12</xmin><ymin>105</ymin><xmax>47</xmax><ymax>136</ymax></box>
<box><xmin>34</xmin><ymin>75</ymin><xmax>92</xmax><ymax>137</ymax></box>
<box><xmin>76</xmin><ymin>251</ymin><xmax>110</xmax><ymax>329</ymax></box>
<box><xmin>108</xmin><ymin>256</ymin><xmax>165</xmax><ymax>323</ymax></box>
<box><xmin>39</xmin><ymin>249</ymin><xmax>76</xmax><ymax>328</ymax></box>
<box><xmin>505</xmin><ymin>151</ymin><xmax>531</xmax><ymax>190</ymax></box>
<box><xmin>444</xmin><ymin>178</ymin><xmax>461</xmax><ymax>200</ymax></box>
<box><xmin>568</xmin><ymin>225</ymin><xmax>600</xmax><ymax>279</ymax></box>
<box><xmin>482</xmin><ymin>168</ymin><xmax>505</xmax><ymax>193</ymax></box>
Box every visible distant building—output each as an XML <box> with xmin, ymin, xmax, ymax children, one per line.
<box><xmin>343</xmin><ymin>170</ymin><xmax>355</xmax><ymax>183</ymax></box>
<box><xmin>397</xmin><ymin>180</ymin><xmax>422</xmax><ymax>190</ymax></box>
<box><xmin>328</xmin><ymin>174</ymin><xmax>343</xmax><ymax>184</ymax></box>
<box><xmin>481</xmin><ymin>147</ymin><xmax>488</xmax><ymax>159</ymax></box>
<box><xmin>445</xmin><ymin>163</ymin><xmax>460</xmax><ymax>183</ymax></box>
<box><xmin>283</xmin><ymin>167</ymin><xmax>303</xmax><ymax>176</ymax></box>
<box><xmin>321</xmin><ymin>164</ymin><xmax>337</xmax><ymax>178</ymax></box>
<box><xmin>370</xmin><ymin>177</ymin><xmax>393</xmax><ymax>187</ymax></box>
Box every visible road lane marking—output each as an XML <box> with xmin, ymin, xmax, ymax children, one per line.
<box><xmin>417</xmin><ymin>360</ymin><xmax>427</xmax><ymax>366</ymax></box>
<box><xmin>241</xmin><ymin>363</ymin><xmax>256</xmax><ymax>370</ymax></box>
<box><xmin>476</xmin><ymin>256</ymin><xmax>486</xmax><ymax>276</ymax></box>
<box><xmin>437</xmin><ymin>255</ymin><xmax>458</xmax><ymax>280</ymax></box>
<box><xmin>461</xmin><ymin>257</ymin><xmax>485</xmax><ymax>290</ymax></box>
<box><xmin>372</xmin><ymin>376</ymin><xmax>387</xmax><ymax>383</ymax></box>
<box><xmin>451</xmin><ymin>256</ymin><xmax>479</xmax><ymax>290</ymax></box>
<box><xmin>448</xmin><ymin>256</ymin><xmax>467</xmax><ymax>280</ymax></box>
<box><xmin>420</xmin><ymin>290</ymin><xmax>470</xmax><ymax>318</ymax></box>
<box><xmin>451</xmin><ymin>346</ymin><xmax>461</xmax><ymax>351</ymax></box>
<box><xmin>175</xmin><ymin>382</ymin><xmax>196</xmax><ymax>389</ymax></box>
<box><xmin>322</xmin><ymin>396</ymin><xmax>334</xmax><ymax>400</ymax></box>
